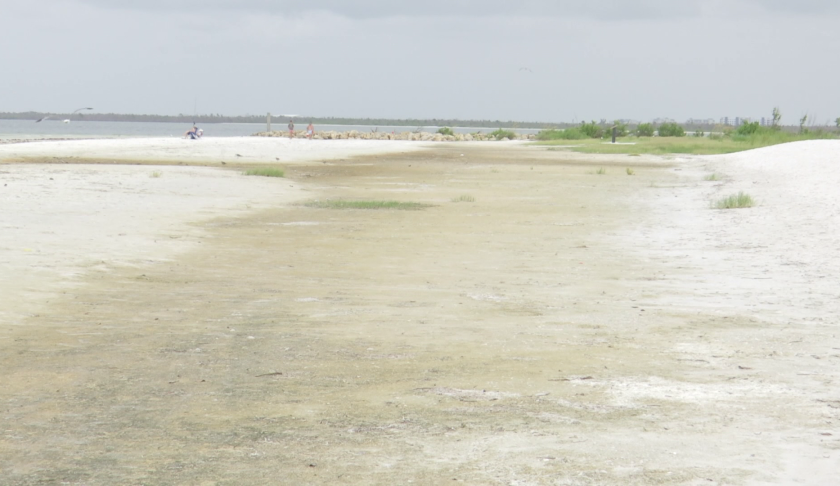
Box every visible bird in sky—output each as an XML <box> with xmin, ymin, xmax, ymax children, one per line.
<box><xmin>36</xmin><ymin>107</ymin><xmax>93</xmax><ymax>123</ymax></box>
<box><xmin>519</xmin><ymin>67</ymin><xmax>533</xmax><ymax>73</ymax></box>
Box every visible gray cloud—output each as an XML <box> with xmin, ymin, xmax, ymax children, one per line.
<box><xmin>67</xmin><ymin>0</ymin><xmax>840</xmax><ymax>19</ymax></box>
<box><xmin>66</xmin><ymin>0</ymin><xmax>703</xmax><ymax>19</ymax></box>
<box><xmin>4</xmin><ymin>0</ymin><xmax>839</xmax><ymax>121</ymax></box>
<box><xmin>758</xmin><ymin>0</ymin><xmax>840</xmax><ymax>13</ymax></box>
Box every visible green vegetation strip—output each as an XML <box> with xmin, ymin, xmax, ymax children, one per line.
<box><xmin>244</xmin><ymin>168</ymin><xmax>285</xmax><ymax>177</ymax></box>
<box><xmin>536</xmin><ymin>117</ymin><xmax>838</xmax><ymax>155</ymax></box>
<box><xmin>714</xmin><ymin>192</ymin><xmax>754</xmax><ymax>209</ymax></box>
<box><xmin>539</xmin><ymin>131</ymin><xmax>836</xmax><ymax>155</ymax></box>
<box><xmin>305</xmin><ymin>200</ymin><xmax>432</xmax><ymax>210</ymax></box>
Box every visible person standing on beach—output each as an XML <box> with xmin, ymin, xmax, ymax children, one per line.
<box><xmin>288</xmin><ymin>119</ymin><xmax>295</xmax><ymax>138</ymax></box>
<box><xmin>306</xmin><ymin>122</ymin><xmax>314</xmax><ymax>139</ymax></box>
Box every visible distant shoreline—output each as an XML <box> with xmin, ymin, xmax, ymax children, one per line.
<box><xmin>1</xmin><ymin>112</ymin><xmax>822</xmax><ymax>132</ymax></box>
<box><xmin>0</xmin><ymin>112</ymin><xmax>561</xmax><ymax>129</ymax></box>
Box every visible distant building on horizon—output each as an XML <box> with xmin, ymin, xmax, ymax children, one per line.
<box><xmin>719</xmin><ymin>117</ymin><xmax>753</xmax><ymax>126</ymax></box>
<box><xmin>615</xmin><ymin>119</ymin><xmax>641</xmax><ymax>125</ymax></box>
<box><xmin>685</xmin><ymin>118</ymin><xmax>716</xmax><ymax>125</ymax></box>
<box><xmin>652</xmin><ymin>117</ymin><xmax>676</xmax><ymax>125</ymax></box>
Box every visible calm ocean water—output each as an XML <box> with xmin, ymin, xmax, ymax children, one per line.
<box><xmin>0</xmin><ymin>119</ymin><xmax>540</xmax><ymax>140</ymax></box>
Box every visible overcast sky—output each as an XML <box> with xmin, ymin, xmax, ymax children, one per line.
<box><xmin>2</xmin><ymin>0</ymin><xmax>838</xmax><ymax>123</ymax></box>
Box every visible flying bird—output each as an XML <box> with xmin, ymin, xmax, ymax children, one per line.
<box><xmin>64</xmin><ymin>107</ymin><xmax>93</xmax><ymax>122</ymax></box>
<box><xmin>519</xmin><ymin>67</ymin><xmax>533</xmax><ymax>73</ymax></box>
<box><xmin>36</xmin><ymin>107</ymin><xmax>93</xmax><ymax>123</ymax></box>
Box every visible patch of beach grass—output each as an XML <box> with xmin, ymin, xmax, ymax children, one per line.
<box><xmin>451</xmin><ymin>195</ymin><xmax>475</xmax><ymax>203</ymax></box>
<box><xmin>704</xmin><ymin>173</ymin><xmax>720</xmax><ymax>181</ymax></box>
<box><xmin>714</xmin><ymin>192</ymin><xmax>754</xmax><ymax>209</ymax></box>
<box><xmin>536</xmin><ymin>130</ymin><xmax>837</xmax><ymax>155</ymax></box>
<box><xmin>596</xmin><ymin>168</ymin><xmax>606</xmax><ymax>175</ymax></box>
<box><xmin>305</xmin><ymin>200</ymin><xmax>432</xmax><ymax>210</ymax></box>
<box><xmin>150</xmin><ymin>171</ymin><xmax>162</xmax><ymax>178</ymax></box>
<box><xmin>244</xmin><ymin>168</ymin><xmax>285</xmax><ymax>178</ymax></box>
<box><xmin>626</xmin><ymin>168</ymin><xmax>635</xmax><ymax>176</ymax></box>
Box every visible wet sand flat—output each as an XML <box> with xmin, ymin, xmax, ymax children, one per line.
<box><xmin>1</xmin><ymin>141</ymin><xmax>838</xmax><ymax>485</ymax></box>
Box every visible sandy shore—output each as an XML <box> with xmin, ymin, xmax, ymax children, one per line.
<box><xmin>0</xmin><ymin>163</ymin><xmax>307</xmax><ymax>325</ymax></box>
<box><xmin>1</xmin><ymin>139</ymin><xmax>838</xmax><ymax>484</ymax></box>
<box><xmin>0</xmin><ymin>138</ymin><xmax>427</xmax><ymax>322</ymax></box>
<box><xmin>0</xmin><ymin>136</ymin><xmax>428</xmax><ymax>165</ymax></box>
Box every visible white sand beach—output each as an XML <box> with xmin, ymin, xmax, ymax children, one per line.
<box><xmin>0</xmin><ymin>163</ymin><xmax>305</xmax><ymax>325</ymax></box>
<box><xmin>0</xmin><ymin>138</ymin><xmax>426</xmax><ymax>323</ymax></box>
<box><xmin>0</xmin><ymin>136</ymin><xmax>426</xmax><ymax>165</ymax></box>
<box><xmin>1</xmin><ymin>138</ymin><xmax>838</xmax><ymax>485</ymax></box>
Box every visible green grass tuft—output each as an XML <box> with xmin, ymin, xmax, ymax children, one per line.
<box><xmin>451</xmin><ymin>195</ymin><xmax>475</xmax><ymax>203</ymax></box>
<box><xmin>714</xmin><ymin>192</ymin><xmax>754</xmax><ymax>209</ymax></box>
<box><xmin>704</xmin><ymin>173</ymin><xmax>720</xmax><ymax>181</ymax></box>
<box><xmin>626</xmin><ymin>168</ymin><xmax>635</xmax><ymax>176</ymax></box>
<box><xmin>150</xmin><ymin>171</ymin><xmax>162</xmax><ymax>178</ymax></box>
<box><xmin>244</xmin><ymin>168</ymin><xmax>285</xmax><ymax>178</ymax></box>
<box><xmin>489</xmin><ymin>129</ymin><xmax>517</xmax><ymax>140</ymax></box>
<box><xmin>596</xmin><ymin>167</ymin><xmax>606</xmax><ymax>175</ymax></box>
<box><xmin>305</xmin><ymin>200</ymin><xmax>432</xmax><ymax>210</ymax></box>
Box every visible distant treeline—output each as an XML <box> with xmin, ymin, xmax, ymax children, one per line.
<box><xmin>1</xmin><ymin>112</ymin><xmax>817</xmax><ymax>131</ymax></box>
<box><xmin>0</xmin><ymin>112</ymin><xmax>565</xmax><ymax>129</ymax></box>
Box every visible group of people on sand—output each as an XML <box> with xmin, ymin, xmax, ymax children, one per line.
<box><xmin>183</xmin><ymin>121</ymin><xmax>315</xmax><ymax>140</ymax></box>
<box><xmin>287</xmin><ymin>120</ymin><xmax>316</xmax><ymax>139</ymax></box>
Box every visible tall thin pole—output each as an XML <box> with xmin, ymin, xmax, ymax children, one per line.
<box><xmin>267</xmin><ymin>113</ymin><xmax>271</xmax><ymax>132</ymax></box>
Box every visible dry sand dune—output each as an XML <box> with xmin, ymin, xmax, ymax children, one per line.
<box><xmin>0</xmin><ymin>139</ymin><xmax>838</xmax><ymax>485</ymax></box>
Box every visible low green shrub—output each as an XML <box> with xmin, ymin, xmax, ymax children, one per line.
<box><xmin>490</xmin><ymin>129</ymin><xmax>517</xmax><ymax>140</ymax></box>
<box><xmin>537</xmin><ymin>128</ymin><xmax>588</xmax><ymax>140</ymax></box>
<box><xmin>437</xmin><ymin>127</ymin><xmax>455</xmax><ymax>136</ymax></box>
<box><xmin>735</xmin><ymin>121</ymin><xmax>760</xmax><ymax>136</ymax></box>
<box><xmin>636</xmin><ymin>123</ymin><xmax>655</xmax><ymax>137</ymax></box>
<box><xmin>579</xmin><ymin>121</ymin><xmax>604</xmax><ymax>138</ymax></box>
<box><xmin>658</xmin><ymin>122</ymin><xmax>686</xmax><ymax>137</ymax></box>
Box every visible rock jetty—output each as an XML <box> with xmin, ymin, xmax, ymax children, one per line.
<box><xmin>252</xmin><ymin>130</ymin><xmax>537</xmax><ymax>142</ymax></box>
